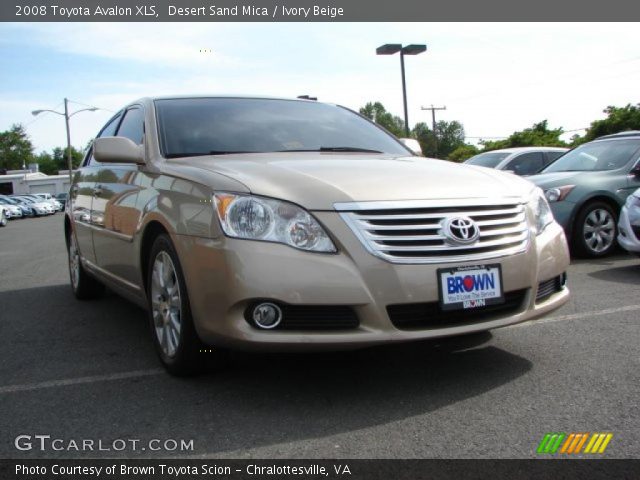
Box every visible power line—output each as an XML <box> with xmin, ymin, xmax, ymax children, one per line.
<box><xmin>67</xmin><ymin>99</ymin><xmax>115</xmax><ymax>113</ymax></box>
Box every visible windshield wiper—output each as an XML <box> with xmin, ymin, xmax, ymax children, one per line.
<box><xmin>165</xmin><ymin>151</ymin><xmax>254</xmax><ymax>158</ymax></box>
<box><xmin>276</xmin><ymin>147</ymin><xmax>383</xmax><ymax>153</ymax></box>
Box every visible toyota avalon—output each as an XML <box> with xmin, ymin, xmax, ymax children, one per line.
<box><xmin>65</xmin><ymin>96</ymin><xmax>570</xmax><ymax>375</ymax></box>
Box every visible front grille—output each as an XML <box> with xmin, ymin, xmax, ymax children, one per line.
<box><xmin>245</xmin><ymin>304</ymin><xmax>359</xmax><ymax>330</ymax></box>
<box><xmin>387</xmin><ymin>289</ymin><xmax>528</xmax><ymax>330</ymax></box>
<box><xmin>535</xmin><ymin>274</ymin><xmax>566</xmax><ymax>303</ymax></box>
<box><xmin>337</xmin><ymin>198</ymin><xmax>530</xmax><ymax>263</ymax></box>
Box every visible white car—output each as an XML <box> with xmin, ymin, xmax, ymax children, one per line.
<box><xmin>0</xmin><ymin>199</ymin><xmax>23</xmax><ymax>219</ymax></box>
<box><xmin>618</xmin><ymin>188</ymin><xmax>640</xmax><ymax>256</ymax></box>
<box><xmin>465</xmin><ymin>147</ymin><xmax>569</xmax><ymax>176</ymax></box>
<box><xmin>34</xmin><ymin>193</ymin><xmax>63</xmax><ymax>211</ymax></box>
<box><xmin>12</xmin><ymin>196</ymin><xmax>52</xmax><ymax>216</ymax></box>
<box><xmin>0</xmin><ymin>205</ymin><xmax>7</xmax><ymax>227</ymax></box>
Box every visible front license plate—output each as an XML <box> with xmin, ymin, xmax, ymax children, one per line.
<box><xmin>438</xmin><ymin>264</ymin><xmax>504</xmax><ymax>311</ymax></box>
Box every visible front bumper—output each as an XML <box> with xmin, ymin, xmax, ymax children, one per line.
<box><xmin>618</xmin><ymin>205</ymin><xmax>640</xmax><ymax>254</ymax></box>
<box><xmin>174</xmin><ymin>217</ymin><xmax>570</xmax><ymax>351</ymax></box>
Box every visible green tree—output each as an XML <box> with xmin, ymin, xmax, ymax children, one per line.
<box><xmin>0</xmin><ymin>124</ymin><xmax>34</xmax><ymax>170</ymax></box>
<box><xmin>448</xmin><ymin>144</ymin><xmax>479</xmax><ymax>162</ymax></box>
<box><xmin>359</xmin><ymin>102</ymin><xmax>405</xmax><ymax>137</ymax></box>
<box><xmin>412</xmin><ymin>120</ymin><xmax>466</xmax><ymax>158</ymax></box>
<box><xmin>35</xmin><ymin>146</ymin><xmax>84</xmax><ymax>173</ymax></box>
<box><xmin>480</xmin><ymin>120</ymin><xmax>566</xmax><ymax>151</ymax></box>
<box><xmin>34</xmin><ymin>151</ymin><xmax>57</xmax><ymax>175</ymax></box>
<box><xmin>579</xmin><ymin>104</ymin><xmax>640</xmax><ymax>143</ymax></box>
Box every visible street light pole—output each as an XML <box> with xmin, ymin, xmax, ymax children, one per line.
<box><xmin>64</xmin><ymin>98</ymin><xmax>73</xmax><ymax>185</ymax></box>
<box><xmin>376</xmin><ymin>43</ymin><xmax>427</xmax><ymax>137</ymax></box>
<box><xmin>399</xmin><ymin>51</ymin><xmax>409</xmax><ymax>137</ymax></box>
<box><xmin>31</xmin><ymin>100</ymin><xmax>99</xmax><ymax>187</ymax></box>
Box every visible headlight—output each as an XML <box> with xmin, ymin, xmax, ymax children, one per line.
<box><xmin>544</xmin><ymin>185</ymin><xmax>575</xmax><ymax>203</ymax></box>
<box><xmin>531</xmin><ymin>188</ymin><xmax>554</xmax><ymax>235</ymax></box>
<box><xmin>214</xmin><ymin>193</ymin><xmax>337</xmax><ymax>253</ymax></box>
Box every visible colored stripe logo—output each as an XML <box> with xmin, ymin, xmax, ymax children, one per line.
<box><xmin>537</xmin><ymin>433</ymin><xmax>613</xmax><ymax>454</ymax></box>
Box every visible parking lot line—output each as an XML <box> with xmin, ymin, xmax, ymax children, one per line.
<box><xmin>0</xmin><ymin>304</ymin><xmax>638</xmax><ymax>396</ymax></box>
<box><xmin>0</xmin><ymin>368</ymin><xmax>164</xmax><ymax>395</ymax></box>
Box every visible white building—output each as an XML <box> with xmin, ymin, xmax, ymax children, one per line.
<box><xmin>0</xmin><ymin>170</ymin><xmax>72</xmax><ymax>195</ymax></box>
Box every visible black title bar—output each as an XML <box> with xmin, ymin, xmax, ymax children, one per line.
<box><xmin>2</xmin><ymin>0</ymin><xmax>640</xmax><ymax>21</ymax></box>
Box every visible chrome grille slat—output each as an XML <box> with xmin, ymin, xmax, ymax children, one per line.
<box><xmin>371</xmin><ymin>231</ymin><xmax>528</xmax><ymax>251</ymax></box>
<box><xmin>337</xmin><ymin>199</ymin><xmax>530</xmax><ymax>264</ymax></box>
<box><xmin>354</xmin><ymin>206</ymin><xmax>523</xmax><ymax>221</ymax></box>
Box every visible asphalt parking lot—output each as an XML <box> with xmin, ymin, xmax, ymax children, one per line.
<box><xmin>0</xmin><ymin>214</ymin><xmax>638</xmax><ymax>459</ymax></box>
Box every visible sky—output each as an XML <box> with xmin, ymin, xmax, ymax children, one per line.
<box><xmin>1</xmin><ymin>22</ymin><xmax>639</xmax><ymax>153</ymax></box>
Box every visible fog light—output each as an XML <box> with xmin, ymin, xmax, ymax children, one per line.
<box><xmin>252</xmin><ymin>303</ymin><xmax>282</xmax><ymax>329</ymax></box>
<box><xmin>560</xmin><ymin>272</ymin><xmax>568</xmax><ymax>288</ymax></box>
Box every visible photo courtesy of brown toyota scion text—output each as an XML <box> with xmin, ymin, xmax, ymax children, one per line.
<box><xmin>65</xmin><ymin>96</ymin><xmax>570</xmax><ymax>375</ymax></box>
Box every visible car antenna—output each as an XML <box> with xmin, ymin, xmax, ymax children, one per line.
<box><xmin>297</xmin><ymin>95</ymin><xmax>317</xmax><ymax>101</ymax></box>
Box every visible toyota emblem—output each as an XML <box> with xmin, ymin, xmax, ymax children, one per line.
<box><xmin>443</xmin><ymin>216</ymin><xmax>480</xmax><ymax>245</ymax></box>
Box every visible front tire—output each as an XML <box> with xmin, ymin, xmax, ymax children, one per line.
<box><xmin>0</xmin><ymin>211</ymin><xmax>7</xmax><ymax>227</ymax></box>
<box><xmin>572</xmin><ymin>201</ymin><xmax>618</xmax><ymax>258</ymax></box>
<box><xmin>147</xmin><ymin>234</ymin><xmax>226</xmax><ymax>376</ymax></box>
<box><xmin>68</xmin><ymin>232</ymin><xmax>105</xmax><ymax>299</ymax></box>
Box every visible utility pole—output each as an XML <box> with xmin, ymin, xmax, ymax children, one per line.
<box><xmin>421</xmin><ymin>105</ymin><xmax>446</xmax><ymax>157</ymax></box>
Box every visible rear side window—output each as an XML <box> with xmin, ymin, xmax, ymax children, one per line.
<box><xmin>545</xmin><ymin>151</ymin><xmax>565</xmax><ymax>167</ymax></box>
<box><xmin>116</xmin><ymin>107</ymin><xmax>145</xmax><ymax>145</ymax></box>
<box><xmin>506</xmin><ymin>152</ymin><xmax>544</xmax><ymax>175</ymax></box>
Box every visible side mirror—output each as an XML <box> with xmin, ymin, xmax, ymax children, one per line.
<box><xmin>93</xmin><ymin>137</ymin><xmax>145</xmax><ymax>164</ymax></box>
<box><xmin>630</xmin><ymin>164</ymin><xmax>640</xmax><ymax>177</ymax></box>
<box><xmin>399</xmin><ymin>138</ymin><xmax>423</xmax><ymax>156</ymax></box>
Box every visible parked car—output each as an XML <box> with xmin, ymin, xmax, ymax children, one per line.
<box><xmin>0</xmin><ymin>195</ymin><xmax>35</xmax><ymax>217</ymax></box>
<box><xmin>617</xmin><ymin>187</ymin><xmax>640</xmax><ymax>256</ymax></box>
<box><xmin>55</xmin><ymin>192</ymin><xmax>69</xmax><ymax>209</ymax></box>
<box><xmin>529</xmin><ymin>131</ymin><xmax>640</xmax><ymax>258</ymax></box>
<box><xmin>11</xmin><ymin>196</ymin><xmax>52</xmax><ymax>216</ymax></box>
<box><xmin>66</xmin><ymin>95</ymin><xmax>570</xmax><ymax>375</ymax></box>
<box><xmin>0</xmin><ymin>205</ymin><xmax>7</xmax><ymax>227</ymax></box>
<box><xmin>465</xmin><ymin>147</ymin><xmax>568</xmax><ymax>176</ymax></box>
<box><xmin>26</xmin><ymin>194</ymin><xmax>62</xmax><ymax>212</ymax></box>
<box><xmin>0</xmin><ymin>198</ymin><xmax>23</xmax><ymax>219</ymax></box>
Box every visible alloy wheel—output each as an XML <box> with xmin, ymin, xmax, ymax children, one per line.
<box><xmin>68</xmin><ymin>235</ymin><xmax>80</xmax><ymax>289</ymax></box>
<box><xmin>151</xmin><ymin>251</ymin><xmax>182</xmax><ymax>358</ymax></box>
<box><xmin>583</xmin><ymin>208</ymin><xmax>615</xmax><ymax>254</ymax></box>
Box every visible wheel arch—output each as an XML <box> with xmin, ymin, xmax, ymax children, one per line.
<box><xmin>568</xmin><ymin>193</ymin><xmax>622</xmax><ymax>238</ymax></box>
<box><xmin>139</xmin><ymin>218</ymin><xmax>172</xmax><ymax>295</ymax></box>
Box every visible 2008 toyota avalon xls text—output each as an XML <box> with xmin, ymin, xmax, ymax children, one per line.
<box><xmin>65</xmin><ymin>96</ymin><xmax>570</xmax><ymax>375</ymax></box>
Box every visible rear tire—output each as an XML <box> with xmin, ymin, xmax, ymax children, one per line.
<box><xmin>68</xmin><ymin>232</ymin><xmax>105</xmax><ymax>299</ymax></box>
<box><xmin>146</xmin><ymin>233</ymin><xmax>227</xmax><ymax>376</ymax></box>
<box><xmin>572</xmin><ymin>201</ymin><xmax>618</xmax><ymax>258</ymax></box>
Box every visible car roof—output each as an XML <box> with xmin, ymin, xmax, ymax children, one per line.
<box><xmin>596</xmin><ymin>130</ymin><xmax>640</xmax><ymax>140</ymax></box>
<box><xmin>481</xmin><ymin>146</ymin><xmax>569</xmax><ymax>154</ymax></box>
<box><xmin>128</xmin><ymin>95</ymin><xmax>323</xmax><ymax>108</ymax></box>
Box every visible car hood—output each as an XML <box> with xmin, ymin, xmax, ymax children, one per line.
<box><xmin>178</xmin><ymin>153</ymin><xmax>536</xmax><ymax>210</ymax></box>
<box><xmin>528</xmin><ymin>171</ymin><xmax>591</xmax><ymax>189</ymax></box>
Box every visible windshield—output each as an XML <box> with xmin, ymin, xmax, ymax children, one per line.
<box><xmin>154</xmin><ymin>98</ymin><xmax>410</xmax><ymax>158</ymax></box>
<box><xmin>465</xmin><ymin>151</ymin><xmax>511</xmax><ymax>168</ymax></box>
<box><xmin>543</xmin><ymin>139</ymin><xmax>640</xmax><ymax>173</ymax></box>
